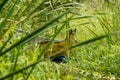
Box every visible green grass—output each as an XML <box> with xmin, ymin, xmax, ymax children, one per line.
<box><xmin>0</xmin><ymin>0</ymin><xmax>120</xmax><ymax>80</ymax></box>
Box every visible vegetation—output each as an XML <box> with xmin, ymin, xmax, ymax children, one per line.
<box><xmin>0</xmin><ymin>0</ymin><xmax>120</xmax><ymax>80</ymax></box>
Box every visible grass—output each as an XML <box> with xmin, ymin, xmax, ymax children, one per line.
<box><xmin>0</xmin><ymin>0</ymin><xmax>120</xmax><ymax>80</ymax></box>
<box><xmin>72</xmin><ymin>43</ymin><xmax>120</xmax><ymax>79</ymax></box>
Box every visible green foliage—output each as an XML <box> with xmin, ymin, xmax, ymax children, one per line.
<box><xmin>0</xmin><ymin>0</ymin><xmax>120</xmax><ymax>80</ymax></box>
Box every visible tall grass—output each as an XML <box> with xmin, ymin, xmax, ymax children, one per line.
<box><xmin>0</xmin><ymin>0</ymin><xmax>120</xmax><ymax>80</ymax></box>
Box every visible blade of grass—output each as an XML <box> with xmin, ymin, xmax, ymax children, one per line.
<box><xmin>26</xmin><ymin>0</ymin><xmax>47</xmax><ymax>18</ymax></box>
<box><xmin>10</xmin><ymin>48</ymin><xmax>19</xmax><ymax>80</ymax></box>
<box><xmin>0</xmin><ymin>23</ymin><xmax>16</xmax><ymax>52</ymax></box>
<box><xmin>17</xmin><ymin>0</ymin><xmax>37</xmax><ymax>19</ymax></box>
<box><xmin>0</xmin><ymin>34</ymin><xmax>12</xmax><ymax>52</ymax></box>
<box><xmin>0</xmin><ymin>0</ymin><xmax>20</xmax><ymax>36</ymax></box>
<box><xmin>71</xmin><ymin>16</ymin><xmax>94</xmax><ymax>20</ymax></box>
<box><xmin>97</xmin><ymin>17</ymin><xmax>110</xmax><ymax>33</ymax></box>
<box><xmin>84</xmin><ymin>26</ymin><xmax>98</xmax><ymax>37</ymax></box>
<box><xmin>0</xmin><ymin>59</ymin><xmax>42</xmax><ymax>80</ymax></box>
<box><xmin>0</xmin><ymin>0</ymin><xmax>9</xmax><ymax>12</ymax></box>
<box><xmin>17</xmin><ymin>0</ymin><xmax>48</xmax><ymax>24</ymax></box>
<box><xmin>97</xmin><ymin>17</ymin><xmax>115</xmax><ymax>43</ymax></box>
<box><xmin>0</xmin><ymin>9</ymin><xmax>71</xmax><ymax>56</ymax></box>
